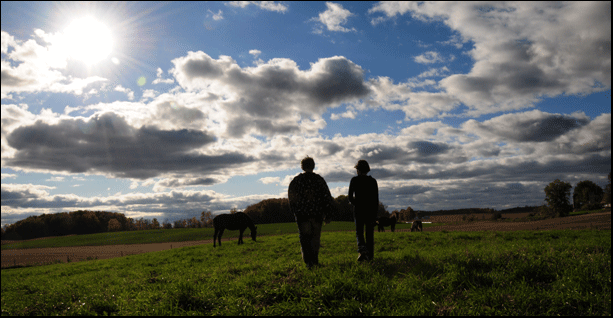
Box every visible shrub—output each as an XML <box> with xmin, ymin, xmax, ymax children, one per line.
<box><xmin>491</xmin><ymin>211</ymin><xmax>503</xmax><ymax>221</ymax></box>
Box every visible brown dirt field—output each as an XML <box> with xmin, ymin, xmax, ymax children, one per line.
<box><xmin>2</xmin><ymin>212</ymin><xmax>610</xmax><ymax>269</ymax></box>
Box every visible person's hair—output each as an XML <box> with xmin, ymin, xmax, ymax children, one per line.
<box><xmin>301</xmin><ymin>156</ymin><xmax>315</xmax><ymax>172</ymax></box>
<box><xmin>355</xmin><ymin>160</ymin><xmax>370</xmax><ymax>173</ymax></box>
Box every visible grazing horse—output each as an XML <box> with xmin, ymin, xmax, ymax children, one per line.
<box><xmin>213</xmin><ymin>212</ymin><xmax>257</xmax><ymax>247</ymax></box>
<box><xmin>411</xmin><ymin>220</ymin><xmax>423</xmax><ymax>232</ymax></box>
<box><xmin>377</xmin><ymin>215</ymin><xmax>397</xmax><ymax>232</ymax></box>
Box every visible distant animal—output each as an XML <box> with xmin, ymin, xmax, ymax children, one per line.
<box><xmin>411</xmin><ymin>220</ymin><xmax>423</xmax><ymax>232</ymax></box>
<box><xmin>213</xmin><ymin>212</ymin><xmax>257</xmax><ymax>247</ymax></box>
<box><xmin>377</xmin><ymin>215</ymin><xmax>397</xmax><ymax>232</ymax></box>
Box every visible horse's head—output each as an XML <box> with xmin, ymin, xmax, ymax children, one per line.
<box><xmin>251</xmin><ymin>226</ymin><xmax>257</xmax><ymax>242</ymax></box>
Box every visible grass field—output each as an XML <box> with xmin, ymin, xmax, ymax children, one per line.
<box><xmin>1</xmin><ymin>221</ymin><xmax>441</xmax><ymax>250</ymax></box>
<box><xmin>1</xmin><ymin>229</ymin><xmax>610</xmax><ymax>315</ymax></box>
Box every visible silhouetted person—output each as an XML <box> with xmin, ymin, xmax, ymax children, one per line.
<box><xmin>288</xmin><ymin>156</ymin><xmax>334</xmax><ymax>269</ymax></box>
<box><xmin>348</xmin><ymin>160</ymin><xmax>379</xmax><ymax>262</ymax></box>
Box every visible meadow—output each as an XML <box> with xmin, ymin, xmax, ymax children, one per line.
<box><xmin>1</xmin><ymin>228</ymin><xmax>610</xmax><ymax>315</ymax></box>
<box><xmin>1</xmin><ymin>221</ymin><xmax>438</xmax><ymax>251</ymax></box>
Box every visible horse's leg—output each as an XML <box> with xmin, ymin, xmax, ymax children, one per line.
<box><xmin>238</xmin><ymin>228</ymin><xmax>244</xmax><ymax>245</ymax></box>
<box><xmin>218</xmin><ymin>229</ymin><xmax>224</xmax><ymax>246</ymax></box>
<box><xmin>391</xmin><ymin>224</ymin><xmax>395</xmax><ymax>232</ymax></box>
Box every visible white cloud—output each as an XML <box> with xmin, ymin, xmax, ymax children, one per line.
<box><xmin>259</xmin><ymin>177</ymin><xmax>280</xmax><ymax>184</ymax></box>
<box><xmin>311</xmin><ymin>2</ymin><xmax>356</xmax><ymax>33</ymax></box>
<box><xmin>152</xmin><ymin>67</ymin><xmax>175</xmax><ymax>85</ymax></box>
<box><xmin>114</xmin><ymin>85</ymin><xmax>135</xmax><ymax>100</ymax></box>
<box><xmin>226</xmin><ymin>1</ymin><xmax>288</xmax><ymax>13</ymax></box>
<box><xmin>369</xmin><ymin>1</ymin><xmax>611</xmax><ymax>117</ymax></box>
<box><xmin>416</xmin><ymin>66</ymin><xmax>450</xmax><ymax>78</ymax></box>
<box><xmin>413</xmin><ymin>51</ymin><xmax>444</xmax><ymax>64</ymax></box>
<box><xmin>249</xmin><ymin>49</ymin><xmax>262</xmax><ymax>57</ymax></box>
<box><xmin>207</xmin><ymin>9</ymin><xmax>224</xmax><ymax>21</ymax></box>
<box><xmin>170</xmin><ymin>52</ymin><xmax>370</xmax><ymax>137</ymax></box>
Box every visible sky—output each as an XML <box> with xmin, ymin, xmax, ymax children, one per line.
<box><xmin>1</xmin><ymin>1</ymin><xmax>611</xmax><ymax>226</ymax></box>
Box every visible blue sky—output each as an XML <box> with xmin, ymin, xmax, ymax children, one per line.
<box><xmin>1</xmin><ymin>1</ymin><xmax>611</xmax><ymax>226</ymax></box>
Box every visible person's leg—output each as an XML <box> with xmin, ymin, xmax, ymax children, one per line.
<box><xmin>354</xmin><ymin>216</ymin><xmax>368</xmax><ymax>260</ymax></box>
<box><xmin>365</xmin><ymin>218</ymin><xmax>376</xmax><ymax>260</ymax></box>
<box><xmin>297</xmin><ymin>220</ymin><xmax>314</xmax><ymax>267</ymax></box>
<box><xmin>310</xmin><ymin>218</ymin><xmax>323</xmax><ymax>266</ymax></box>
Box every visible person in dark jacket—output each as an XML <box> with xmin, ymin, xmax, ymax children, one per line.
<box><xmin>288</xmin><ymin>156</ymin><xmax>334</xmax><ymax>268</ymax></box>
<box><xmin>348</xmin><ymin>160</ymin><xmax>379</xmax><ymax>261</ymax></box>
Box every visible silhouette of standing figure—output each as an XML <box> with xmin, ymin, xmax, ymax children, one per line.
<box><xmin>288</xmin><ymin>156</ymin><xmax>334</xmax><ymax>269</ymax></box>
<box><xmin>348</xmin><ymin>160</ymin><xmax>379</xmax><ymax>261</ymax></box>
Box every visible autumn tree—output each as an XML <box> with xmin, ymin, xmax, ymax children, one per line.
<box><xmin>151</xmin><ymin>218</ymin><xmax>161</xmax><ymax>229</ymax></box>
<box><xmin>544</xmin><ymin>179</ymin><xmax>573</xmax><ymax>217</ymax></box>
<box><xmin>162</xmin><ymin>219</ymin><xmax>173</xmax><ymax>229</ymax></box>
<box><xmin>573</xmin><ymin>180</ymin><xmax>604</xmax><ymax>211</ymax></box>
<box><xmin>201</xmin><ymin>210</ymin><xmax>214</xmax><ymax>228</ymax></box>
<box><xmin>173</xmin><ymin>219</ymin><xmax>185</xmax><ymax>229</ymax></box>
<box><xmin>108</xmin><ymin>219</ymin><xmax>122</xmax><ymax>232</ymax></box>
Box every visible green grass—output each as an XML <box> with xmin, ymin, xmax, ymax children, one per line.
<box><xmin>1</xmin><ymin>222</ymin><xmax>443</xmax><ymax>250</ymax></box>
<box><xmin>569</xmin><ymin>207</ymin><xmax>611</xmax><ymax>217</ymax></box>
<box><xmin>2</xmin><ymin>229</ymin><xmax>610</xmax><ymax>315</ymax></box>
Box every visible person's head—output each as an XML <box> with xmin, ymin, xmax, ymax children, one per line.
<box><xmin>355</xmin><ymin>160</ymin><xmax>370</xmax><ymax>175</ymax></box>
<box><xmin>301</xmin><ymin>156</ymin><xmax>315</xmax><ymax>172</ymax></box>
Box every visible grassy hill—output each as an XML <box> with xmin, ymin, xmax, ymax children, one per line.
<box><xmin>1</xmin><ymin>229</ymin><xmax>610</xmax><ymax>315</ymax></box>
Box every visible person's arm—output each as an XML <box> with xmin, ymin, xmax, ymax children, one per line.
<box><xmin>320</xmin><ymin>177</ymin><xmax>334</xmax><ymax>224</ymax></box>
<box><xmin>348</xmin><ymin>178</ymin><xmax>356</xmax><ymax>205</ymax></box>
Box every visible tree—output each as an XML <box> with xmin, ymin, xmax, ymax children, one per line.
<box><xmin>173</xmin><ymin>219</ymin><xmax>185</xmax><ymax>229</ymax></box>
<box><xmin>151</xmin><ymin>218</ymin><xmax>161</xmax><ymax>229</ymax></box>
<box><xmin>332</xmin><ymin>195</ymin><xmax>353</xmax><ymax>221</ymax></box>
<box><xmin>377</xmin><ymin>202</ymin><xmax>389</xmax><ymax>218</ymax></box>
<box><xmin>108</xmin><ymin>219</ymin><xmax>122</xmax><ymax>232</ymax></box>
<box><xmin>544</xmin><ymin>179</ymin><xmax>572</xmax><ymax>217</ymax></box>
<box><xmin>201</xmin><ymin>210</ymin><xmax>214</xmax><ymax>228</ymax></box>
<box><xmin>573</xmin><ymin>180</ymin><xmax>604</xmax><ymax>211</ymax></box>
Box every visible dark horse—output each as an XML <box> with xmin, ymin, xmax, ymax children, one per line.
<box><xmin>377</xmin><ymin>215</ymin><xmax>397</xmax><ymax>232</ymax></box>
<box><xmin>213</xmin><ymin>212</ymin><xmax>257</xmax><ymax>247</ymax></box>
<box><xmin>411</xmin><ymin>220</ymin><xmax>423</xmax><ymax>232</ymax></box>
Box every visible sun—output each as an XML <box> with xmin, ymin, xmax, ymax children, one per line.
<box><xmin>63</xmin><ymin>17</ymin><xmax>113</xmax><ymax>65</ymax></box>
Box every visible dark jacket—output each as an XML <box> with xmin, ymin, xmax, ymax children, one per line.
<box><xmin>288</xmin><ymin>172</ymin><xmax>334</xmax><ymax>222</ymax></box>
<box><xmin>348</xmin><ymin>175</ymin><xmax>379</xmax><ymax>219</ymax></box>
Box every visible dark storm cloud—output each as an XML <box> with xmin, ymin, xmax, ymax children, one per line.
<box><xmin>5</xmin><ymin>112</ymin><xmax>254</xmax><ymax>179</ymax></box>
<box><xmin>306</xmin><ymin>57</ymin><xmax>371</xmax><ymax>104</ymax></box>
<box><xmin>155</xmin><ymin>101</ymin><xmax>206</xmax><ymax>127</ymax></box>
<box><xmin>372</xmin><ymin>153</ymin><xmax>611</xmax><ymax>184</ymax></box>
<box><xmin>407</xmin><ymin>141</ymin><xmax>450</xmax><ymax>156</ymax></box>
<box><xmin>351</xmin><ymin>141</ymin><xmax>460</xmax><ymax>167</ymax></box>
<box><xmin>155</xmin><ymin>177</ymin><xmax>222</xmax><ymax>188</ymax></box>
<box><xmin>466</xmin><ymin>110</ymin><xmax>590</xmax><ymax>142</ymax></box>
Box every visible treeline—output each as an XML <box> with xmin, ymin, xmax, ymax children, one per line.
<box><xmin>2</xmin><ymin>211</ymin><xmax>135</xmax><ymax>240</ymax></box>
<box><xmin>0</xmin><ymin>210</ymin><xmax>221</xmax><ymax>240</ymax></box>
